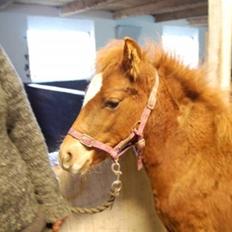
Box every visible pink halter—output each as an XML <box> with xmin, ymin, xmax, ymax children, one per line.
<box><xmin>68</xmin><ymin>73</ymin><xmax>159</xmax><ymax>170</ymax></box>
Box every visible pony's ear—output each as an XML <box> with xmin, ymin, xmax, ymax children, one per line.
<box><xmin>122</xmin><ymin>37</ymin><xmax>142</xmax><ymax>81</ymax></box>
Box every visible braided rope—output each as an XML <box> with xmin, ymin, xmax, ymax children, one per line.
<box><xmin>71</xmin><ymin>159</ymin><xmax>122</xmax><ymax>215</ymax></box>
<box><xmin>71</xmin><ymin>192</ymin><xmax>116</xmax><ymax>214</ymax></box>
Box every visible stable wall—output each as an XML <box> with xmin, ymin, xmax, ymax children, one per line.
<box><xmin>0</xmin><ymin>12</ymin><xmax>28</xmax><ymax>82</ymax></box>
<box><xmin>0</xmin><ymin>4</ymin><xmax>201</xmax><ymax>82</ymax></box>
<box><xmin>0</xmin><ymin>5</ymin><xmax>160</xmax><ymax>82</ymax></box>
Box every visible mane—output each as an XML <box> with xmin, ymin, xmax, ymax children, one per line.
<box><xmin>96</xmin><ymin>39</ymin><xmax>232</xmax><ymax>150</ymax></box>
<box><xmin>96</xmin><ymin>40</ymin><xmax>124</xmax><ymax>76</ymax></box>
<box><xmin>96</xmin><ymin>40</ymin><xmax>229</xmax><ymax>111</ymax></box>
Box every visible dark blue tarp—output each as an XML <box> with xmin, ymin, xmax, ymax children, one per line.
<box><xmin>24</xmin><ymin>80</ymin><xmax>88</xmax><ymax>152</ymax></box>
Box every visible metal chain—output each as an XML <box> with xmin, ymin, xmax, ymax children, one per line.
<box><xmin>71</xmin><ymin>159</ymin><xmax>122</xmax><ymax>214</ymax></box>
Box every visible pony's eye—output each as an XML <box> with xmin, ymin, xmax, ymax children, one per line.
<box><xmin>104</xmin><ymin>99</ymin><xmax>120</xmax><ymax>109</ymax></box>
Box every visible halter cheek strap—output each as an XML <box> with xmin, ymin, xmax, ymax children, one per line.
<box><xmin>68</xmin><ymin>73</ymin><xmax>159</xmax><ymax>170</ymax></box>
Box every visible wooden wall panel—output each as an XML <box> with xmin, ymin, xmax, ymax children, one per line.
<box><xmin>56</xmin><ymin>151</ymin><xmax>166</xmax><ymax>232</ymax></box>
<box><xmin>207</xmin><ymin>0</ymin><xmax>232</xmax><ymax>96</ymax></box>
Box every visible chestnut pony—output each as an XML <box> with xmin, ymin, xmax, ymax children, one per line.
<box><xmin>60</xmin><ymin>38</ymin><xmax>232</xmax><ymax>231</ymax></box>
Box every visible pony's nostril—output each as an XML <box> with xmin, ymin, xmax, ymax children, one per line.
<box><xmin>60</xmin><ymin>150</ymin><xmax>74</xmax><ymax>171</ymax></box>
<box><xmin>63</xmin><ymin>151</ymin><xmax>72</xmax><ymax>162</ymax></box>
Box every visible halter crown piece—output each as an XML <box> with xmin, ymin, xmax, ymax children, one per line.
<box><xmin>68</xmin><ymin>72</ymin><xmax>160</xmax><ymax>170</ymax></box>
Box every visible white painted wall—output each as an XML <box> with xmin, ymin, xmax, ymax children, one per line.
<box><xmin>0</xmin><ymin>4</ymin><xmax>206</xmax><ymax>82</ymax></box>
<box><xmin>94</xmin><ymin>18</ymin><xmax>115</xmax><ymax>50</ymax></box>
<box><xmin>0</xmin><ymin>12</ymin><xmax>28</xmax><ymax>82</ymax></box>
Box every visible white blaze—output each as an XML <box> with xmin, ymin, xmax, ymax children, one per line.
<box><xmin>82</xmin><ymin>73</ymin><xmax>103</xmax><ymax>106</ymax></box>
<box><xmin>66</xmin><ymin>73</ymin><xmax>102</xmax><ymax>174</ymax></box>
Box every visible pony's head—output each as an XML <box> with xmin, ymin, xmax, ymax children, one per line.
<box><xmin>59</xmin><ymin>38</ymin><xmax>157</xmax><ymax>174</ymax></box>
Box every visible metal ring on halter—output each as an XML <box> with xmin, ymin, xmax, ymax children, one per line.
<box><xmin>111</xmin><ymin>159</ymin><xmax>122</xmax><ymax>196</ymax></box>
<box><xmin>112</xmin><ymin>160</ymin><xmax>121</xmax><ymax>173</ymax></box>
<box><xmin>111</xmin><ymin>180</ymin><xmax>122</xmax><ymax>195</ymax></box>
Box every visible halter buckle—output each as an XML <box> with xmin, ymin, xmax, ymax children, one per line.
<box><xmin>135</xmin><ymin>138</ymin><xmax>146</xmax><ymax>151</ymax></box>
<box><xmin>79</xmin><ymin>134</ymin><xmax>94</xmax><ymax>147</ymax></box>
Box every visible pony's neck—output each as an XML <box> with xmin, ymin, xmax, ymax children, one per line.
<box><xmin>141</xmin><ymin>55</ymin><xmax>227</xmax><ymax>198</ymax></box>
<box><xmin>142</xmin><ymin>68</ymin><xmax>191</xmax><ymax>197</ymax></box>
<box><xmin>143</xmin><ymin>75</ymin><xmax>180</xmax><ymax>158</ymax></box>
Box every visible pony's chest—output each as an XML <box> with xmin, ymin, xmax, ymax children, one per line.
<box><xmin>154</xmin><ymin>195</ymin><xmax>206</xmax><ymax>232</ymax></box>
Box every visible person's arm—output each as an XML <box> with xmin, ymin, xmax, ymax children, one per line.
<box><xmin>0</xmin><ymin>47</ymin><xmax>70</xmax><ymax>224</ymax></box>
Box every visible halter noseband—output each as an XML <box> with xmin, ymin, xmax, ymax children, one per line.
<box><xmin>68</xmin><ymin>72</ymin><xmax>159</xmax><ymax>170</ymax></box>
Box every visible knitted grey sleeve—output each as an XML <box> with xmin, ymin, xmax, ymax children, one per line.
<box><xmin>0</xmin><ymin>47</ymin><xmax>71</xmax><ymax>223</ymax></box>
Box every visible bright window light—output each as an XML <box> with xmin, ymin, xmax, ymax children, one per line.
<box><xmin>162</xmin><ymin>26</ymin><xmax>199</xmax><ymax>68</ymax></box>
<box><xmin>27</xmin><ymin>27</ymin><xmax>95</xmax><ymax>82</ymax></box>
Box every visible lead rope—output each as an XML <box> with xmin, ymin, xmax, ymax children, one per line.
<box><xmin>71</xmin><ymin>159</ymin><xmax>122</xmax><ymax>214</ymax></box>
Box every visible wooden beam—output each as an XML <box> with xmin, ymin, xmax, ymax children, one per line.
<box><xmin>154</xmin><ymin>5</ymin><xmax>208</xmax><ymax>22</ymax></box>
<box><xmin>61</xmin><ymin>0</ymin><xmax>113</xmax><ymax>16</ymax></box>
<box><xmin>114</xmin><ymin>0</ymin><xmax>207</xmax><ymax>19</ymax></box>
<box><xmin>187</xmin><ymin>16</ymin><xmax>208</xmax><ymax>27</ymax></box>
<box><xmin>207</xmin><ymin>0</ymin><xmax>232</xmax><ymax>97</ymax></box>
<box><xmin>0</xmin><ymin>0</ymin><xmax>13</xmax><ymax>10</ymax></box>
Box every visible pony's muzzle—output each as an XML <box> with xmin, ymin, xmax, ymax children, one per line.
<box><xmin>59</xmin><ymin>139</ymin><xmax>94</xmax><ymax>174</ymax></box>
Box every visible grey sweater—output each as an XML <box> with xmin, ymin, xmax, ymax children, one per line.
<box><xmin>0</xmin><ymin>47</ymin><xmax>70</xmax><ymax>231</ymax></box>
